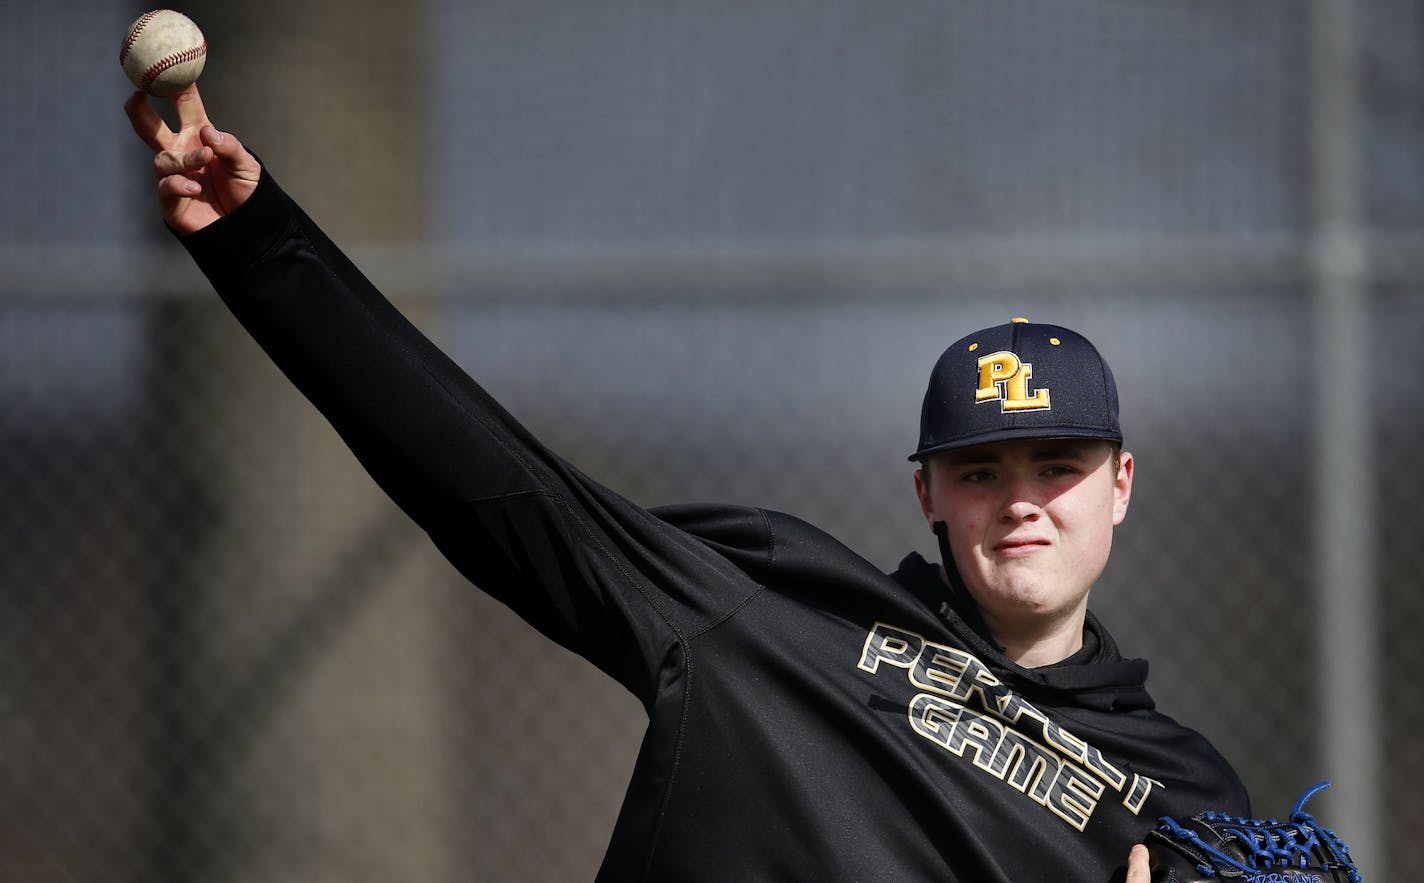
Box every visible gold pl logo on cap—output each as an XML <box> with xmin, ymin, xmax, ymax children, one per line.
<box><xmin>975</xmin><ymin>351</ymin><xmax>1051</xmax><ymax>413</ymax></box>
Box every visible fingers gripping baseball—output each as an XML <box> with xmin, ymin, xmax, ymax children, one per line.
<box><xmin>125</xmin><ymin>85</ymin><xmax>259</xmax><ymax>234</ymax></box>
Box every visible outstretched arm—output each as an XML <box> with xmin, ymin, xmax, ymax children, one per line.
<box><xmin>125</xmin><ymin>84</ymin><xmax>259</xmax><ymax>233</ymax></box>
<box><xmin>121</xmin><ymin>86</ymin><xmax>716</xmax><ymax>696</ymax></box>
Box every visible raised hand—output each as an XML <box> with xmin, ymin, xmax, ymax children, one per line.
<box><xmin>125</xmin><ymin>84</ymin><xmax>260</xmax><ymax>233</ymax></box>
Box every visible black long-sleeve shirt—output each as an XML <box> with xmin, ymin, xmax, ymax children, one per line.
<box><xmin>178</xmin><ymin>166</ymin><xmax>1248</xmax><ymax>882</ymax></box>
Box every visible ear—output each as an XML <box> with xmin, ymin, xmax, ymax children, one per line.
<box><xmin>1111</xmin><ymin>450</ymin><xmax>1134</xmax><ymax>525</ymax></box>
<box><xmin>914</xmin><ymin>465</ymin><xmax>936</xmax><ymax>524</ymax></box>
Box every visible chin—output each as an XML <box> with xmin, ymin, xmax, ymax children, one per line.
<box><xmin>975</xmin><ymin>580</ymin><xmax>1084</xmax><ymax>619</ymax></box>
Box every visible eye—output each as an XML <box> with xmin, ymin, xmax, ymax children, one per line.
<box><xmin>959</xmin><ymin>469</ymin><xmax>995</xmax><ymax>483</ymax></box>
<box><xmin>1041</xmin><ymin>464</ymin><xmax>1080</xmax><ymax>479</ymax></box>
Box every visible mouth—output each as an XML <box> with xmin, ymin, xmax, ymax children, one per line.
<box><xmin>993</xmin><ymin>538</ymin><xmax>1051</xmax><ymax>556</ymax></box>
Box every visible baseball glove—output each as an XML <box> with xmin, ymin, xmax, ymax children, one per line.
<box><xmin>1143</xmin><ymin>781</ymin><xmax>1361</xmax><ymax>882</ymax></box>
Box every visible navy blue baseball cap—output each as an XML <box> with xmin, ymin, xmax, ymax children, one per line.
<box><xmin>909</xmin><ymin>317</ymin><xmax>1122</xmax><ymax>460</ymax></box>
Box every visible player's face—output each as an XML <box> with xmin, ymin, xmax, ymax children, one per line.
<box><xmin>915</xmin><ymin>439</ymin><xmax>1133</xmax><ymax>640</ymax></box>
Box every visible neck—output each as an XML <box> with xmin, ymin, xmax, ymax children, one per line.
<box><xmin>984</xmin><ymin>608</ymin><xmax>1088</xmax><ymax>668</ymax></box>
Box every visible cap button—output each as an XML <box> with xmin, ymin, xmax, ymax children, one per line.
<box><xmin>1010</xmin><ymin>317</ymin><xmax>1030</xmax><ymax>324</ymax></box>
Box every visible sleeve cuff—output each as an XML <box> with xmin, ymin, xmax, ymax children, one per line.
<box><xmin>174</xmin><ymin>161</ymin><xmax>297</xmax><ymax>283</ymax></box>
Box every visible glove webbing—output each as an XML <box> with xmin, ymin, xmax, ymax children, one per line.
<box><xmin>1153</xmin><ymin>781</ymin><xmax>1361</xmax><ymax>882</ymax></box>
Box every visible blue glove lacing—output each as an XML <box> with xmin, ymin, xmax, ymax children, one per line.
<box><xmin>1155</xmin><ymin>781</ymin><xmax>1362</xmax><ymax>881</ymax></box>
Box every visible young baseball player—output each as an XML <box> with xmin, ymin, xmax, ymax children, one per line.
<box><xmin>127</xmin><ymin>87</ymin><xmax>1246</xmax><ymax>882</ymax></box>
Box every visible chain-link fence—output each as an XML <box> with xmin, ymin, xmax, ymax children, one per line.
<box><xmin>3</xmin><ymin>1</ymin><xmax>1420</xmax><ymax>880</ymax></box>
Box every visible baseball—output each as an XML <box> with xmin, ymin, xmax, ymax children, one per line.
<box><xmin>120</xmin><ymin>10</ymin><xmax>207</xmax><ymax>97</ymax></box>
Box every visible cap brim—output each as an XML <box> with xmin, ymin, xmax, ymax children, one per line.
<box><xmin>908</xmin><ymin>426</ymin><xmax>1124</xmax><ymax>461</ymax></box>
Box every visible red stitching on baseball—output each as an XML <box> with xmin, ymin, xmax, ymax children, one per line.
<box><xmin>119</xmin><ymin>9</ymin><xmax>163</xmax><ymax>65</ymax></box>
<box><xmin>140</xmin><ymin>38</ymin><xmax>207</xmax><ymax>92</ymax></box>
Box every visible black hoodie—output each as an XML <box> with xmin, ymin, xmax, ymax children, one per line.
<box><xmin>179</xmin><ymin>167</ymin><xmax>1248</xmax><ymax>882</ymax></box>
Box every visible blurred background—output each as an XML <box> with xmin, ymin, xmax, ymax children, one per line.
<box><xmin>3</xmin><ymin>0</ymin><xmax>1419</xmax><ymax>880</ymax></box>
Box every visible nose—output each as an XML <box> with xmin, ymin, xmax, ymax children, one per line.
<box><xmin>1000</xmin><ymin>500</ymin><xmax>1041</xmax><ymax>524</ymax></box>
<box><xmin>998</xmin><ymin>478</ymin><xmax>1042</xmax><ymax>524</ymax></box>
